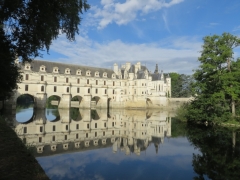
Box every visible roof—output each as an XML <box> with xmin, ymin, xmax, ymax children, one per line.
<box><xmin>23</xmin><ymin>60</ymin><xmax>117</xmax><ymax>79</ymax></box>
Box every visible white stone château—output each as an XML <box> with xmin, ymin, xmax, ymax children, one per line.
<box><xmin>9</xmin><ymin>60</ymin><xmax>171</xmax><ymax>109</ymax></box>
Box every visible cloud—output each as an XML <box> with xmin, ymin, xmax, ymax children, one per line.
<box><xmin>90</xmin><ymin>0</ymin><xmax>185</xmax><ymax>29</ymax></box>
<box><xmin>233</xmin><ymin>25</ymin><xmax>240</xmax><ymax>32</ymax></box>
<box><xmin>43</xmin><ymin>34</ymin><xmax>201</xmax><ymax>74</ymax></box>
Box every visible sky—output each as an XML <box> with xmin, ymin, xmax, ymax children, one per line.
<box><xmin>39</xmin><ymin>0</ymin><xmax>240</xmax><ymax>74</ymax></box>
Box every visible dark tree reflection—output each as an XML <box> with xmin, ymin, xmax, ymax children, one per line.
<box><xmin>186</xmin><ymin>124</ymin><xmax>240</xmax><ymax>180</ymax></box>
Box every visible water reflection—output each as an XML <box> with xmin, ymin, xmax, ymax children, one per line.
<box><xmin>186</xmin><ymin>124</ymin><xmax>240</xmax><ymax>180</ymax></box>
<box><xmin>13</xmin><ymin>108</ymin><xmax>172</xmax><ymax>157</ymax></box>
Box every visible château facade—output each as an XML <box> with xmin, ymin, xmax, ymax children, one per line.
<box><xmin>9</xmin><ymin>60</ymin><xmax>171</xmax><ymax>109</ymax></box>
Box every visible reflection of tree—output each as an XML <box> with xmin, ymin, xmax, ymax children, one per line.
<box><xmin>16</xmin><ymin>95</ymin><xmax>34</xmax><ymax>108</ymax></box>
<box><xmin>70</xmin><ymin>108</ymin><xmax>79</xmax><ymax>120</ymax></box>
<box><xmin>186</xmin><ymin>124</ymin><xmax>240</xmax><ymax>180</ymax></box>
<box><xmin>171</xmin><ymin>118</ymin><xmax>187</xmax><ymax>137</ymax></box>
<box><xmin>91</xmin><ymin>109</ymin><xmax>100</xmax><ymax>120</ymax></box>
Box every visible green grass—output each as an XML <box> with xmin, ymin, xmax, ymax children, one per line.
<box><xmin>0</xmin><ymin>116</ymin><xmax>49</xmax><ymax>179</ymax></box>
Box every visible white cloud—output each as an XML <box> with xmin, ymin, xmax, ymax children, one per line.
<box><xmin>44</xmin><ymin>34</ymin><xmax>201</xmax><ymax>74</ymax></box>
<box><xmin>233</xmin><ymin>25</ymin><xmax>240</xmax><ymax>32</ymax></box>
<box><xmin>90</xmin><ymin>0</ymin><xmax>185</xmax><ymax>29</ymax></box>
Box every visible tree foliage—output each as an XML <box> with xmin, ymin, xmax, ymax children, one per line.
<box><xmin>169</xmin><ymin>72</ymin><xmax>193</xmax><ymax>97</ymax></box>
<box><xmin>186</xmin><ymin>33</ymin><xmax>240</xmax><ymax>123</ymax></box>
<box><xmin>0</xmin><ymin>0</ymin><xmax>90</xmax><ymax>100</ymax></box>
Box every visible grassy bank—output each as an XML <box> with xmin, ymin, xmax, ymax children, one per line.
<box><xmin>0</xmin><ymin>116</ymin><xmax>49</xmax><ymax>179</ymax></box>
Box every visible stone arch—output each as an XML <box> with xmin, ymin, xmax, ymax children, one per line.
<box><xmin>15</xmin><ymin>94</ymin><xmax>36</xmax><ymax>123</ymax></box>
<box><xmin>71</xmin><ymin>95</ymin><xmax>83</xmax><ymax>108</ymax></box>
<box><xmin>46</xmin><ymin>95</ymin><xmax>61</xmax><ymax>108</ymax></box>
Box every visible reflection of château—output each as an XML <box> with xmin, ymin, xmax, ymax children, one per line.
<box><xmin>13</xmin><ymin>109</ymin><xmax>172</xmax><ymax>156</ymax></box>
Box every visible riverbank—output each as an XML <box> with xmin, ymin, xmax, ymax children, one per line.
<box><xmin>0</xmin><ymin>116</ymin><xmax>49</xmax><ymax>179</ymax></box>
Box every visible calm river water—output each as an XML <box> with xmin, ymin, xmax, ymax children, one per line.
<box><xmin>11</xmin><ymin>107</ymin><xmax>240</xmax><ymax>180</ymax></box>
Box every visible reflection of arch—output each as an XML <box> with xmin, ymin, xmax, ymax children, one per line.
<box><xmin>70</xmin><ymin>108</ymin><xmax>82</xmax><ymax>121</ymax></box>
<box><xmin>91</xmin><ymin>109</ymin><xmax>100</xmax><ymax>120</ymax></box>
<box><xmin>146</xmin><ymin>98</ymin><xmax>153</xmax><ymax>107</ymax></box>
<box><xmin>45</xmin><ymin>108</ymin><xmax>60</xmax><ymax>122</ymax></box>
<box><xmin>146</xmin><ymin>111</ymin><xmax>152</xmax><ymax>119</ymax></box>
<box><xmin>17</xmin><ymin>108</ymin><xmax>36</xmax><ymax>124</ymax></box>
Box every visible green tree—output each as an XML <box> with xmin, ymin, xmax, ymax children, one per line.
<box><xmin>169</xmin><ymin>73</ymin><xmax>193</xmax><ymax>97</ymax></box>
<box><xmin>187</xmin><ymin>33</ymin><xmax>240</xmax><ymax>123</ymax></box>
<box><xmin>0</xmin><ymin>0</ymin><xmax>90</xmax><ymax>100</ymax></box>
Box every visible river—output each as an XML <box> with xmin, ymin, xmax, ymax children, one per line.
<box><xmin>11</xmin><ymin>106</ymin><xmax>240</xmax><ymax>180</ymax></box>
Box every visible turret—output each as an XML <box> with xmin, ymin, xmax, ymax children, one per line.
<box><xmin>154</xmin><ymin>64</ymin><xmax>159</xmax><ymax>74</ymax></box>
<box><xmin>113</xmin><ymin>63</ymin><xmax>118</xmax><ymax>75</ymax></box>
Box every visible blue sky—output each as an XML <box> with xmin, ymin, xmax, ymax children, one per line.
<box><xmin>40</xmin><ymin>0</ymin><xmax>240</xmax><ymax>74</ymax></box>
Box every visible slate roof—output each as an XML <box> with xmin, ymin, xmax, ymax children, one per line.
<box><xmin>23</xmin><ymin>60</ymin><xmax>116</xmax><ymax>79</ymax></box>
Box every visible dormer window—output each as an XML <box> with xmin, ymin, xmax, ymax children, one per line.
<box><xmin>25</xmin><ymin>63</ymin><xmax>31</xmax><ymax>70</ymax></box>
<box><xmin>65</xmin><ymin>68</ymin><xmax>71</xmax><ymax>74</ymax></box>
<box><xmin>76</xmin><ymin>69</ymin><xmax>81</xmax><ymax>75</ymax></box>
<box><xmin>40</xmin><ymin>65</ymin><xmax>46</xmax><ymax>72</ymax></box>
<box><xmin>103</xmin><ymin>72</ymin><xmax>107</xmax><ymax>78</ymax></box>
<box><xmin>95</xmin><ymin>71</ymin><xmax>99</xmax><ymax>77</ymax></box>
<box><xmin>112</xmin><ymin>74</ymin><xmax>116</xmax><ymax>78</ymax></box>
<box><xmin>53</xmin><ymin>67</ymin><xmax>59</xmax><ymax>73</ymax></box>
<box><xmin>86</xmin><ymin>70</ymin><xmax>91</xmax><ymax>76</ymax></box>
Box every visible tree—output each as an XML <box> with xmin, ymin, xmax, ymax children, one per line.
<box><xmin>187</xmin><ymin>33</ymin><xmax>240</xmax><ymax>123</ymax></box>
<box><xmin>0</xmin><ymin>0</ymin><xmax>90</xmax><ymax>100</ymax></box>
<box><xmin>169</xmin><ymin>72</ymin><xmax>193</xmax><ymax>97</ymax></box>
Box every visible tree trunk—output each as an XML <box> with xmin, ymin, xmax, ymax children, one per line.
<box><xmin>232</xmin><ymin>99</ymin><xmax>236</xmax><ymax>116</ymax></box>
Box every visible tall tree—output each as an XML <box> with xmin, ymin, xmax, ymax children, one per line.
<box><xmin>188</xmin><ymin>33</ymin><xmax>240</xmax><ymax>122</ymax></box>
<box><xmin>0</xmin><ymin>0</ymin><xmax>90</xmax><ymax>100</ymax></box>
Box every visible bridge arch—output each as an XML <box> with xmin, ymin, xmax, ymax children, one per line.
<box><xmin>71</xmin><ymin>95</ymin><xmax>83</xmax><ymax>108</ymax></box>
<box><xmin>46</xmin><ymin>95</ymin><xmax>61</xmax><ymax>108</ymax></box>
<box><xmin>15</xmin><ymin>94</ymin><xmax>36</xmax><ymax>123</ymax></box>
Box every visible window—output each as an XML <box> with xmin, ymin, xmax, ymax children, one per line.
<box><xmin>65</xmin><ymin>68</ymin><xmax>70</xmax><ymax>74</ymax></box>
<box><xmin>87</xmin><ymin>79</ymin><xmax>89</xmax><ymax>84</ymax></box>
<box><xmin>104</xmin><ymin>81</ymin><xmax>106</xmax><ymax>85</ymax></box>
<box><xmin>67</xmin><ymin>87</ymin><xmax>69</xmax><ymax>93</ymax></box>
<box><xmin>66</xmin><ymin>125</ymin><xmax>68</xmax><ymax>130</ymax></box>
<box><xmin>39</xmin><ymin>137</ymin><xmax>42</xmax><ymax>143</ymax></box>
<box><xmin>103</xmin><ymin>131</ymin><xmax>105</xmax><ymax>136</ymax></box>
<box><xmin>77</xmin><ymin>78</ymin><xmax>80</xmax><ymax>84</ymax></box>
<box><xmin>105</xmin><ymin>89</ymin><xmax>107</xmax><ymax>94</ymax></box>
<box><xmin>95</xmin><ymin>123</ymin><xmax>97</xmax><ymax>128</ymax></box>
<box><xmin>112</xmin><ymin>130</ymin><xmax>114</xmax><ymax>135</ymax></box>
<box><xmin>54</xmin><ymin>77</ymin><xmax>57</xmax><ymax>82</ymax></box>
<box><xmin>25</xmin><ymin>74</ymin><xmax>29</xmax><ymax>80</ymax></box>
<box><xmin>25</xmin><ymin>85</ymin><xmax>28</xmax><ymax>91</ymax></box>
<box><xmin>77</xmin><ymin>88</ymin><xmax>80</xmax><ymax>93</ymax></box>
<box><xmin>54</xmin><ymin>86</ymin><xmax>57</xmax><ymax>92</ymax></box>
<box><xmin>104</xmin><ymin>123</ymin><xmax>106</xmax><ymax>127</ymax></box>
<box><xmin>53</xmin><ymin>125</ymin><xmax>56</xmax><ymax>131</ymax></box>
<box><xmin>95</xmin><ymin>132</ymin><xmax>97</xmax><ymax>137</ymax></box>
<box><xmin>40</xmin><ymin>65</ymin><xmax>46</xmax><ymax>72</ymax></box>
<box><xmin>41</xmin><ymin>86</ymin><xmax>44</xmax><ymax>92</ymax></box>
<box><xmin>41</xmin><ymin>75</ymin><xmax>44</xmax><ymax>81</ymax></box>
<box><xmin>95</xmin><ymin>89</ymin><xmax>98</xmax><ymax>94</ymax></box>
<box><xmin>113</xmin><ymin>90</ymin><xmax>115</xmax><ymax>94</ymax></box>
<box><xmin>65</xmin><ymin>135</ymin><xmax>67</xmax><ymax>140</ymax></box>
<box><xmin>88</xmin><ymin>88</ymin><xmax>90</xmax><ymax>93</ymax></box>
<box><xmin>76</xmin><ymin>69</ymin><xmax>81</xmax><ymax>75</ymax></box>
<box><xmin>76</xmin><ymin>124</ymin><xmax>79</xmax><ymax>129</ymax></box>
<box><xmin>86</xmin><ymin>133</ymin><xmax>88</xmax><ymax>138</ymax></box>
<box><xmin>53</xmin><ymin>67</ymin><xmax>59</xmax><ymax>73</ymax></box>
<box><xmin>96</xmin><ymin>80</ymin><xmax>98</xmax><ymax>85</ymax></box>
<box><xmin>112</xmin><ymin>122</ymin><xmax>114</xmax><ymax>127</ymax></box>
<box><xmin>66</xmin><ymin>78</ymin><xmax>69</xmax><ymax>83</ymax></box>
<box><xmin>113</xmin><ymin>81</ymin><xmax>115</xmax><ymax>86</ymax></box>
<box><xmin>87</xmin><ymin>123</ymin><xmax>89</xmax><ymax>129</ymax></box>
<box><xmin>40</xmin><ymin>126</ymin><xmax>43</xmax><ymax>132</ymax></box>
<box><xmin>24</xmin><ymin>127</ymin><xmax>27</xmax><ymax>133</ymax></box>
<box><xmin>52</xmin><ymin>136</ymin><xmax>55</xmax><ymax>141</ymax></box>
<box><xmin>76</xmin><ymin>134</ymin><xmax>79</xmax><ymax>139</ymax></box>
